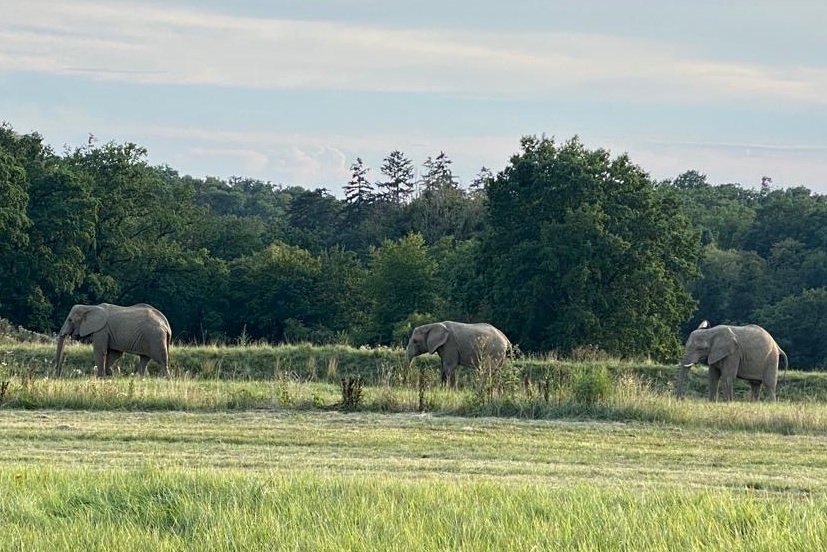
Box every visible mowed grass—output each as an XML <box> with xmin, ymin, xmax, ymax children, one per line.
<box><xmin>3</xmin><ymin>409</ymin><xmax>827</xmax><ymax>551</ymax></box>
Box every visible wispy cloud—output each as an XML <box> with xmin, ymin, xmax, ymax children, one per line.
<box><xmin>5</xmin><ymin>96</ymin><xmax>825</xmax><ymax>192</ymax></box>
<box><xmin>132</xmin><ymin>122</ymin><xmax>515</xmax><ymax>185</ymax></box>
<box><xmin>2</xmin><ymin>0</ymin><xmax>826</xmax><ymax>106</ymax></box>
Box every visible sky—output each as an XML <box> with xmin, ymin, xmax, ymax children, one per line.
<box><xmin>2</xmin><ymin>0</ymin><xmax>826</xmax><ymax>196</ymax></box>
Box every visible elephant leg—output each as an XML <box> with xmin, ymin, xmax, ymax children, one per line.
<box><xmin>707</xmin><ymin>366</ymin><xmax>721</xmax><ymax>401</ymax></box>
<box><xmin>441</xmin><ymin>361</ymin><xmax>459</xmax><ymax>388</ymax></box>
<box><xmin>138</xmin><ymin>355</ymin><xmax>150</xmax><ymax>376</ymax></box>
<box><xmin>156</xmin><ymin>352</ymin><xmax>170</xmax><ymax>377</ymax></box>
<box><xmin>763</xmin><ymin>370</ymin><xmax>778</xmax><ymax>402</ymax></box>
<box><xmin>104</xmin><ymin>350</ymin><xmax>123</xmax><ymax>376</ymax></box>
<box><xmin>94</xmin><ymin>349</ymin><xmax>107</xmax><ymax>378</ymax></box>
<box><xmin>718</xmin><ymin>358</ymin><xmax>740</xmax><ymax>401</ymax></box>
<box><xmin>91</xmin><ymin>334</ymin><xmax>111</xmax><ymax>377</ymax></box>
<box><xmin>763</xmin><ymin>379</ymin><xmax>777</xmax><ymax>402</ymax></box>
<box><xmin>749</xmin><ymin>381</ymin><xmax>762</xmax><ymax>401</ymax></box>
<box><xmin>720</xmin><ymin>376</ymin><xmax>735</xmax><ymax>401</ymax></box>
<box><xmin>440</xmin><ymin>366</ymin><xmax>450</xmax><ymax>386</ymax></box>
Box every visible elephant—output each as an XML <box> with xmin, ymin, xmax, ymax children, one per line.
<box><xmin>54</xmin><ymin>303</ymin><xmax>172</xmax><ymax>377</ymax></box>
<box><xmin>406</xmin><ymin>321</ymin><xmax>512</xmax><ymax>387</ymax></box>
<box><xmin>676</xmin><ymin>320</ymin><xmax>788</xmax><ymax>401</ymax></box>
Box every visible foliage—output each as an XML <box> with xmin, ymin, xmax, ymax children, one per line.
<box><xmin>669</xmin><ymin>170</ymin><xmax>758</xmax><ymax>249</ymax></box>
<box><xmin>377</xmin><ymin>149</ymin><xmax>415</xmax><ymax>204</ymax></box>
<box><xmin>480</xmin><ymin>135</ymin><xmax>701</xmax><ymax>359</ymax></box>
<box><xmin>570</xmin><ymin>365</ymin><xmax>613</xmax><ymax>405</ymax></box>
<box><xmin>4</xmin><ymin>121</ymin><xmax>827</xmax><ymax>368</ymax></box>
<box><xmin>363</xmin><ymin>233</ymin><xmax>438</xmax><ymax>344</ymax></box>
<box><xmin>755</xmin><ymin>287</ymin><xmax>827</xmax><ymax>370</ymax></box>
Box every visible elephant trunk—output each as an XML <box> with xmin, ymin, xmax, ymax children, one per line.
<box><xmin>675</xmin><ymin>364</ymin><xmax>692</xmax><ymax>398</ymax></box>
<box><xmin>54</xmin><ymin>334</ymin><xmax>67</xmax><ymax>377</ymax></box>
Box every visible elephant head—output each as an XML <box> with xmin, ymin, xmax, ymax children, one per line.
<box><xmin>676</xmin><ymin>320</ymin><xmax>731</xmax><ymax>397</ymax></box>
<box><xmin>54</xmin><ymin>305</ymin><xmax>108</xmax><ymax>376</ymax></box>
<box><xmin>406</xmin><ymin>323</ymin><xmax>450</xmax><ymax>360</ymax></box>
<box><xmin>680</xmin><ymin>320</ymin><xmax>737</xmax><ymax>368</ymax></box>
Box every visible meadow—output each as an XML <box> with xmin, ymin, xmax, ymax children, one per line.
<box><xmin>3</xmin><ymin>339</ymin><xmax>827</xmax><ymax>550</ymax></box>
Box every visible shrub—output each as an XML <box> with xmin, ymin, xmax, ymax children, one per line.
<box><xmin>571</xmin><ymin>365</ymin><xmax>612</xmax><ymax>405</ymax></box>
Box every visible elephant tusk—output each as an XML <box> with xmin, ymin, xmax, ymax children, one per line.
<box><xmin>681</xmin><ymin>363</ymin><xmax>694</xmax><ymax>369</ymax></box>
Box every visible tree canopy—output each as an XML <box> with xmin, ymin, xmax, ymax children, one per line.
<box><xmin>480</xmin><ymin>136</ymin><xmax>700</xmax><ymax>357</ymax></box>
<box><xmin>2</xmin><ymin>122</ymin><xmax>827</xmax><ymax>367</ymax></box>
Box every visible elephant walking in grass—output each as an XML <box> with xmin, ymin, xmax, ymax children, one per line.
<box><xmin>406</xmin><ymin>321</ymin><xmax>512</xmax><ymax>387</ymax></box>
<box><xmin>677</xmin><ymin>321</ymin><xmax>788</xmax><ymax>401</ymax></box>
<box><xmin>54</xmin><ymin>303</ymin><xmax>172</xmax><ymax>377</ymax></box>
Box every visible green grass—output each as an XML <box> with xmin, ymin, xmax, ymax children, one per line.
<box><xmin>3</xmin><ymin>410</ymin><xmax>827</xmax><ymax>551</ymax></box>
<box><xmin>3</xmin><ymin>369</ymin><xmax>827</xmax><ymax>435</ymax></box>
<box><xmin>4</xmin><ymin>337</ymin><xmax>827</xmax><ymax>550</ymax></box>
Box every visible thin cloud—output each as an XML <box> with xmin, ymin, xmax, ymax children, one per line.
<box><xmin>654</xmin><ymin>140</ymin><xmax>827</xmax><ymax>156</ymax></box>
<box><xmin>185</xmin><ymin>147</ymin><xmax>270</xmax><ymax>175</ymax></box>
<box><xmin>1</xmin><ymin>1</ymin><xmax>825</xmax><ymax>105</ymax></box>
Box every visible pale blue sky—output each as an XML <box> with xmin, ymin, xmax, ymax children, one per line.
<box><xmin>2</xmin><ymin>0</ymin><xmax>826</xmax><ymax>195</ymax></box>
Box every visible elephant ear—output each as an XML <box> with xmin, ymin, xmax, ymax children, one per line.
<box><xmin>78</xmin><ymin>306</ymin><xmax>108</xmax><ymax>337</ymax></box>
<box><xmin>426</xmin><ymin>323</ymin><xmax>450</xmax><ymax>354</ymax></box>
<box><xmin>708</xmin><ymin>327</ymin><xmax>738</xmax><ymax>365</ymax></box>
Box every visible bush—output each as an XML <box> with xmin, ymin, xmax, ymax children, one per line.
<box><xmin>571</xmin><ymin>365</ymin><xmax>612</xmax><ymax>405</ymax></box>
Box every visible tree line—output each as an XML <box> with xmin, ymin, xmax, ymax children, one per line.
<box><xmin>1</xmin><ymin>123</ymin><xmax>826</xmax><ymax>368</ymax></box>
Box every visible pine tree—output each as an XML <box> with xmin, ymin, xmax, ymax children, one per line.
<box><xmin>377</xmin><ymin>150</ymin><xmax>415</xmax><ymax>204</ymax></box>
<box><xmin>470</xmin><ymin>166</ymin><xmax>493</xmax><ymax>194</ymax></box>
<box><xmin>343</xmin><ymin>157</ymin><xmax>375</xmax><ymax>208</ymax></box>
<box><xmin>420</xmin><ymin>151</ymin><xmax>456</xmax><ymax>197</ymax></box>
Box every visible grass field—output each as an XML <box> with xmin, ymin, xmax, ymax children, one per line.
<box><xmin>3</xmin><ymin>404</ymin><xmax>827</xmax><ymax>551</ymax></box>
<box><xmin>3</xmin><ymin>337</ymin><xmax>827</xmax><ymax>550</ymax></box>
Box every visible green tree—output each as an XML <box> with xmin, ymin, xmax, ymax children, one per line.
<box><xmin>0</xmin><ymin>125</ymin><xmax>100</xmax><ymax>331</ymax></box>
<box><xmin>0</xmin><ymin>146</ymin><xmax>31</xmax><ymax>319</ymax></box>
<box><xmin>227</xmin><ymin>242</ymin><xmax>324</xmax><ymax>342</ymax></box>
<box><xmin>470</xmin><ymin>166</ymin><xmax>494</xmax><ymax>194</ymax></box>
<box><xmin>480</xmin><ymin>135</ymin><xmax>701</xmax><ymax>358</ymax></box>
<box><xmin>755</xmin><ymin>288</ymin><xmax>827</xmax><ymax>369</ymax></box>
<box><xmin>406</xmin><ymin>151</ymin><xmax>481</xmax><ymax>243</ymax></box>
<box><xmin>431</xmin><ymin>237</ymin><xmax>487</xmax><ymax>321</ymax></box>
<box><xmin>377</xmin><ymin>150</ymin><xmax>415</xmax><ymax>204</ymax></box>
<box><xmin>363</xmin><ymin>233</ymin><xmax>438</xmax><ymax>344</ymax></box>
<box><xmin>285</xmin><ymin>188</ymin><xmax>343</xmax><ymax>252</ymax></box>
<box><xmin>23</xmin><ymin>166</ymin><xmax>98</xmax><ymax>329</ymax></box>
<box><xmin>343</xmin><ymin>157</ymin><xmax>375</xmax><ymax>211</ymax></box>
<box><xmin>191</xmin><ymin>213</ymin><xmax>267</xmax><ymax>261</ymax></box>
<box><xmin>668</xmin><ymin>171</ymin><xmax>757</xmax><ymax>249</ymax></box>
<box><xmin>689</xmin><ymin>245</ymin><xmax>769</xmax><ymax>330</ymax></box>
<box><xmin>55</xmin><ymin>144</ymin><xmax>221</xmax><ymax>340</ymax></box>
<box><xmin>342</xmin><ymin>157</ymin><xmax>388</xmax><ymax>254</ymax></box>
<box><xmin>315</xmin><ymin>247</ymin><xmax>369</xmax><ymax>342</ymax></box>
<box><xmin>742</xmin><ymin>187</ymin><xmax>826</xmax><ymax>256</ymax></box>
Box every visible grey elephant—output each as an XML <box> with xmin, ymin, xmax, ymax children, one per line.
<box><xmin>406</xmin><ymin>321</ymin><xmax>512</xmax><ymax>387</ymax></box>
<box><xmin>676</xmin><ymin>320</ymin><xmax>788</xmax><ymax>401</ymax></box>
<box><xmin>54</xmin><ymin>303</ymin><xmax>172</xmax><ymax>377</ymax></box>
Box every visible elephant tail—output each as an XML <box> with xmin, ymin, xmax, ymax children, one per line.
<box><xmin>779</xmin><ymin>348</ymin><xmax>789</xmax><ymax>386</ymax></box>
